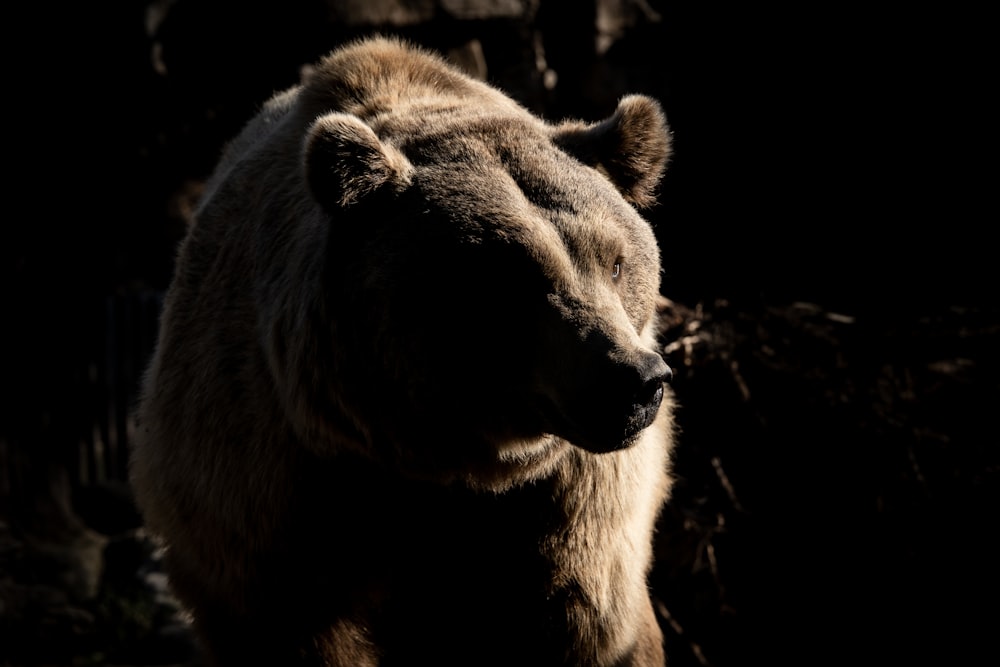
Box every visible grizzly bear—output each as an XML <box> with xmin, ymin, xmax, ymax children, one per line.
<box><xmin>131</xmin><ymin>37</ymin><xmax>676</xmax><ymax>667</ymax></box>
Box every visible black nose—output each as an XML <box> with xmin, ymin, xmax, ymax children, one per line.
<box><xmin>662</xmin><ymin>363</ymin><xmax>674</xmax><ymax>385</ymax></box>
<box><xmin>634</xmin><ymin>352</ymin><xmax>672</xmax><ymax>406</ymax></box>
<box><xmin>613</xmin><ymin>352</ymin><xmax>667</xmax><ymax>440</ymax></box>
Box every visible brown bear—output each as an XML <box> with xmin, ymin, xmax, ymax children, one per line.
<box><xmin>131</xmin><ymin>36</ymin><xmax>676</xmax><ymax>667</ymax></box>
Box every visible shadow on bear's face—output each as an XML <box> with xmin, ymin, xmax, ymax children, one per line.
<box><xmin>322</xmin><ymin>138</ymin><xmax>670</xmax><ymax>469</ymax></box>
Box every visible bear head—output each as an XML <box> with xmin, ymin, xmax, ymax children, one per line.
<box><xmin>294</xmin><ymin>42</ymin><xmax>672</xmax><ymax>488</ymax></box>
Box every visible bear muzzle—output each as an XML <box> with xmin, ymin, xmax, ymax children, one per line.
<box><xmin>541</xmin><ymin>350</ymin><xmax>672</xmax><ymax>454</ymax></box>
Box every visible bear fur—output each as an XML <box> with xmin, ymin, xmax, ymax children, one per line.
<box><xmin>131</xmin><ymin>37</ymin><xmax>676</xmax><ymax>667</ymax></box>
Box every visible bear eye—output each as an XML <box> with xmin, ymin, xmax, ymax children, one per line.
<box><xmin>611</xmin><ymin>259</ymin><xmax>623</xmax><ymax>281</ymax></box>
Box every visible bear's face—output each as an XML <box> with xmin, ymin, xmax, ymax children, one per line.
<box><xmin>304</xmin><ymin>94</ymin><xmax>672</xmax><ymax>482</ymax></box>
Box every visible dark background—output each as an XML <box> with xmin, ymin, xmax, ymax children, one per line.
<box><xmin>2</xmin><ymin>1</ymin><xmax>996</xmax><ymax>665</ymax></box>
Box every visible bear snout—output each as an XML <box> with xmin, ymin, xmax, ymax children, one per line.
<box><xmin>633</xmin><ymin>352</ymin><xmax>673</xmax><ymax>401</ymax></box>
<box><xmin>588</xmin><ymin>350</ymin><xmax>672</xmax><ymax>450</ymax></box>
<box><xmin>623</xmin><ymin>351</ymin><xmax>672</xmax><ymax>432</ymax></box>
<box><xmin>541</xmin><ymin>350</ymin><xmax>671</xmax><ymax>454</ymax></box>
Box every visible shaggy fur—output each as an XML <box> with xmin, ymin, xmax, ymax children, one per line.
<box><xmin>131</xmin><ymin>37</ymin><xmax>676</xmax><ymax>666</ymax></box>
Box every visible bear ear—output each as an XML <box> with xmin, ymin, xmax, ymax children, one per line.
<box><xmin>551</xmin><ymin>95</ymin><xmax>671</xmax><ymax>209</ymax></box>
<box><xmin>304</xmin><ymin>113</ymin><xmax>412</xmax><ymax>209</ymax></box>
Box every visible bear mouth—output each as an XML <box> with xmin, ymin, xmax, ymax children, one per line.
<box><xmin>534</xmin><ymin>389</ymin><xmax>662</xmax><ymax>455</ymax></box>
